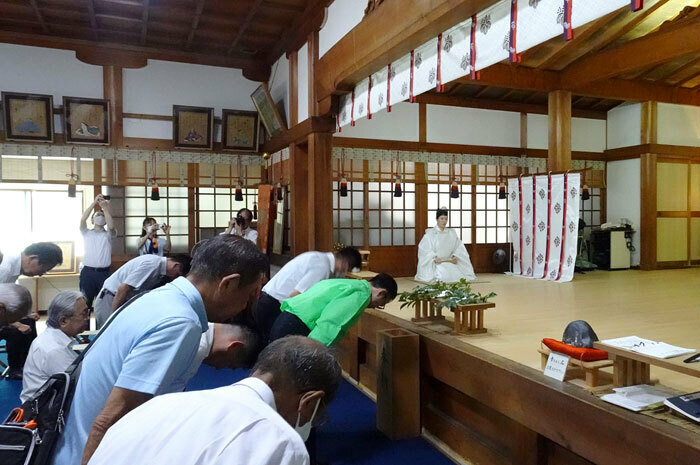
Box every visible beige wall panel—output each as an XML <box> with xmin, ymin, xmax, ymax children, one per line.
<box><xmin>691</xmin><ymin>164</ymin><xmax>700</xmax><ymax>211</ymax></box>
<box><xmin>692</xmin><ymin>218</ymin><xmax>700</xmax><ymax>261</ymax></box>
<box><xmin>656</xmin><ymin>162</ymin><xmax>688</xmax><ymax>212</ymax></box>
<box><xmin>657</xmin><ymin>217</ymin><xmax>688</xmax><ymax>262</ymax></box>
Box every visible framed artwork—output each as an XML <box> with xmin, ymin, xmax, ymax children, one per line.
<box><xmin>222</xmin><ymin>109</ymin><xmax>258</xmax><ymax>151</ymax></box>
<box><xmin>48</xmin><ymin>241</ymin><xmax>77</xmax><ymax>274</ymax></box>
<box><xmin>172</xmin><ymin>105</ymin><xmax>214</xmax><ymax>150</ymax></box>
<box><xmin>63</xmin><ymin>97</ymin><xmax>110</xmax><ymax>145</ymax></box>
<box><xmin>250</xmin><ymin>83</ymin><xmax>286</xmax><ymax>138</ymax></box>
<box><xmin>1</xmin><ymin>91</ymin><xmax>54</xmax><ymax>142</ymax></box>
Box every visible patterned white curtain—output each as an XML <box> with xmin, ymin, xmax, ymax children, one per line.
<box><xmin>370</xmin><ymin>67</ymin><xmax>388</xmax><ymax>116</ymax></box>
<box><xmin>571</xmin><ymin>0</ymin><xmax>629</xmax><ymax>28</ymax></box>
<box><xmin>353</xmin><ymin>77</ymin><xmax>370</xmax><ymax>122</ymax></box>
<box><xmin>389</xmin><ymin>54</ymin><xmax>411</xmax><ymax>107</ymax></box>
<box><xmin>439</xmin><ymin>19</ymin><xmax>472</xmax><ymax>85</ymax></box>
<box><xmin>508</xmin><ymin>173</ymin><xmax>580</xmax><ymax>282</ymax></box>
<box><xmin>474</xmin><ymin>0</ymin><xmax>511</xmax><ymax>71</ymax></box>
<box><xmin>515</xmin><ymin>0</ymin><xmax>564</xmax><ymax>53</ymax></box>
<box><xmin>412</xmin><ymin>37</ymin><xmax>439</xmax><ymax>97</ymax></box>
<box><xmin>338</xmin><ymin>92</ymin><xmax>353</xmax><ymax>129</ymax></box>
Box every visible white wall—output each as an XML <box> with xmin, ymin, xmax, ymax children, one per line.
<box><xmin>607</xmin><ymin>158</ymin><xmax>641</xmax><ymax>266</ymax></box>
<box><xmin>337</xmin><ymin>101</ymin><xmax>419</xmax><ymax>141</ymax></box>
<box><xmin>572</xmin><ymin>118</ymin><xmax>606</xmax><ymax>152</ymax></box>
<box><xmin>427</xmin><ymin>105</ymin><xmax>521</xmax><ymax>147</ymax></box>
<box><xmin>607</xmin><ymin>103</ymin><xmax>641</xmax><ymax>149</ymax></box>
<box><xmin>657</xmin><ymin>103</ymin><xmax>700</xmax><ymax>147</ymax></box>
<box><xmin>269</xmin><ymin>53</ymin><xmax>290</xmax><ymax>127</ymax></box>
<box><xmin>297</xmin><ymin>42</ymin><xmax>309</xmax><ymax>123</ymax></box>
<box><xmin>319</xmin><ymin>0</ymin><xmax>366</xmax><ymax>58</ymax></box>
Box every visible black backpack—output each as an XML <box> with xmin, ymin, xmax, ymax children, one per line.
<box><xmin>0</xmin><ymin>293</ymin><xmax>144</xmax><ymax>465</ymax></box>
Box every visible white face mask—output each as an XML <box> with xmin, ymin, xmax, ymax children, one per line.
<box><xmin>93</xmin><ymin>215</ymin><xmax>106</xmax><ymax>226</ymax></box>
<box><xmin>294</xmin><ymin>398</ymin><xmax>321</xmax><ymax>442</ymax></box>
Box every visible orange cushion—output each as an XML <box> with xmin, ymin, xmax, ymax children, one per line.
<box><xmin>542</xmin><ymin>338</ymin><xmax>609</xmax><ymax>362</ymax></box>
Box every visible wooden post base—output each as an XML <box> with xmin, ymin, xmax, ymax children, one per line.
<box><xmin>612</xmin><ymin>355</ymin><xmax>651</xmax><ymax>387</ymax></box>
<box><xmin>411</xmin><ymin>300</ymin><xmax>445</xmax><ymax>322</ymax></box>
<box><xmin>450</xmin><ymin>302</ymin><xmax>495</xmax><ymax>335</ymax></box>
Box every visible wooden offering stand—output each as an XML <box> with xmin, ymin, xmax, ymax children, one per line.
<box><xmin>411</xmin><ymin>299</ymin><xmax>445</xmax><ymax>323</ymax></box>
<box><xmin>449</xmin><ymin>302</ymin><xmax>495</xmax><ymax>335</ymax></box>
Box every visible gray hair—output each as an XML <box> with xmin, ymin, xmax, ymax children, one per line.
<box><xmin>0</xmin><ymin>284</ymin><xmax>32</xmax><ymax>324</ymax></box>
<box><xmin>252</xmin><ymin>336</ymin><xmax>342</xmax><ymax>406</ymax></box>
<box><xmin>220</xmin><ymin>324</ymin><xmax>262</xmax><ymax>369</ymax></box>
<box><xmin>47</xmin><ymin>291</ymin><xmax>85</xmax><ymax>329</ymax></box>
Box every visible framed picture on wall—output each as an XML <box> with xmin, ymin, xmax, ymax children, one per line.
<box><xmin>1</xmin><ymin>91</ymin><xmax>54</xmax><ymax>142</ymax></box>
<box><xmin>172</xmin><ymin>105</ymin><xmax>214</xmax><ymax>150</ymax></box>
<box><xmin>48</xmin><ymin>241</ymin><xmax>77</xmax><ymax>274</ymax></box>
<box><xmin>250</xmin><ymin>83</ymin><xmax>286</xmax><ymax>138</ymax></box>
<box><xmin>63</xmin><ymin>97</ymin><xmax>110</xmax><ymax>145</ymax></box>
<box><xmin>222</xmin><ymin>109</ymin><xmax>259</xmax><ymax>151</ymax></box>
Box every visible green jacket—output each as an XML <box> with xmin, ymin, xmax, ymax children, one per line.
<box><xmin>281</xmin><ymin>279</ymin><xmax>371</xmax><ymax>346</ymax></box>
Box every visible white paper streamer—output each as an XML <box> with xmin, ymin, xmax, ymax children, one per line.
<box><xmin>412</xmin><ymin>37</ymin><xmax>439</xmax><ymax>97</ymax></box>
<box><xmin>440</xmin><ymin>19</ymin><xmax>472</xmax><ymax>86</ymax></box>
<box><xmin>474</xmin><ymin>0</ymin><xmax>511</xmax><ymax>71</ymax></box>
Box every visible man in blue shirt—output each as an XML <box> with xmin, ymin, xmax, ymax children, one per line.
<box><xmin>52</xmin><ymin>235</ymin><xmax>268</xmax><ymax>465</ymax></box>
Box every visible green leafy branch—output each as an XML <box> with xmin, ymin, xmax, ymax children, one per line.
<box><xmin>399</xmin><ymin>279</ymin><xmax>496</xmax><ymax>310</ymax></box>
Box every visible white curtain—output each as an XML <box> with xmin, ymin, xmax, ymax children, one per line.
<box><xmin>412</xmin><ymin>37</ymin><xmax>439</xmax><ymax>97</ymax></box>
<box><xmin>516</xmin><ymin>0</ymin><xmax>564</xmax><ymax>53</ymax></box>
<box><xmin>389</xmin><ymin>54</ymin><xmax>411</xmax><ymax>107</ymax></box>
<box><xmin>508</xmin><ymin>173</ymin><xmax>581</xmax><ymax>282</ymax></box>
<box><xmin>338</xmin><ymin>93</ymin><xmax>353</xmax><ymax>129</ymax></box>
<box><xmin>353</xmin><ymin>77</ymin><xmax>370</xmax><ymax>122</ymax></box>
<box><xmin>572</xmin><ymin>0</ymin><xmax>628</xmax><ymax>28</ymax></box>
<box><xmin>369</xmin><ymin>67</ymin><xmax>388</xmax><ymax>116</ymax></box>
<box><xmin>439</xmin><ymin>19</ymin><xmax>472</xmax><ymax>85</ymax></box>
<box><xmin>474</xmin><ymin>0</ymin><xmax>511</xmax><ymax>71</ymax></box>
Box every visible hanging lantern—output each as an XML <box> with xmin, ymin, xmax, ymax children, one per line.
<box><xmin>339</xmin><ymin>177</ymin><xmax>348</xmax><ymax>197</ymax></box>
<box><xmin>498</xmin><ymin>183</ymin><xmax>507</xmax><ymax>200</ymax></box>
<box><xmin>253</xmin><ymin>200</ymin><xmax>258</xmax><ymax>220</ymax></box>
<box><xmin>234</xmin><ymin>156</ymin><xmax>244</xmax><ymax>201</ymax></box>
<box><xmin>450</xmin><ymin>181</ymin><xmax>460</xmax><ymax>199</ymax></box>
<box><xmin>150</xmin><ymin>181</ymin><xmax>160</xmax><ymax>201</ymax></box>
<box><xmin>234</xmin><ymin>184</ymin><xmax>244</xmax><ymax>201</ymax></box>
<box><xmin>149</xmin><ymin>152</ymin><xmax>160</xmax><ymax>200</ymax></box>
<box><xmin>393</xmin><ymin>177</ymin><xmax>402</xmax><ymax>197</ymax></box>
<box><xmin>582</xmin><ymin>185</ymin><xmax>590</xmax><ymax>201</ymax></box>
<box><xmin>276</xmin><ymin>182</ymin><xmax>284</xmax><ymax>200</ymax></box>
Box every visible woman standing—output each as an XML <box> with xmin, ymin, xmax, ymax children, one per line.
<box><xmin>79</xmin><ymin>195</ymin><xmax>116</xmax><ymax>309</ymax></box>
<box><xmin>137</xmin><ymin>217</ymin><xmax>171</xmax><ymax>256</ymax></box>
<box><xmin>415</xmin><ymin>207</ymin><xmax>476</xmax><ymax>283</ymax></box>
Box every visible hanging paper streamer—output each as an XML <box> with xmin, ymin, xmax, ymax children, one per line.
<box><xmin>369</xmin><ymin>67</ymin><xmax>388</xmax><ymax>116</ymax></box>
<box><xmin>474</xmin><ymin>0</ymin><xmax>511</xmax><ymax>72</ymax></box>
<box><xmin>439</xmin><ymin>18</ymin><xmax>472</xmax><ymax>86</ymax></box>
<box><xmin>353</xmin><ymin>77</ymin><xmax>370</xmax><ymax>122</ymax></box>
<box><xmin>515</xmin><ymin>0</ymin><xmax>561</xmax><ymax>54</ymax></box>
<box><xmin>389</xmin><ymin>54</ymin><xmax>411</xmax><ymax>108</ymax></box>
<box><xmin>412</xmin><ymin>37</ymin><xmax>439</xmax><ymax>98</ymax></box>
<box><xmin>509</xmin><ymin>173</ymin><xmax>580</xmax><ymax>282</ymax></box>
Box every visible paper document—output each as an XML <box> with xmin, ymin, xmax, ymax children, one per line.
<box><xmin>601</xmin><ymin>336</ymin><xmax>695</xmax><ymax>359</ymax></box>
<box><xmin>601</xmin><ymin>385</ymin><xmax>676</xmax><ymax>412</ymax></box>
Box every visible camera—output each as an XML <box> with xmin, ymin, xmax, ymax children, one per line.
<box><xmin>102</xmin><ymin>195</ymin><xmax>111</xmax><ymax>200</ymax></box>
<box><xmin>235</xmin><ymin>215</ymin><xmax>244</xmax><ymax>226</ymax></box>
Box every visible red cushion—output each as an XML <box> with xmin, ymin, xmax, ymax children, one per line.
<box><xmin>542</xmin><ymin>338</ymin><xmax>609</xmax><ymax>362</ymax></box>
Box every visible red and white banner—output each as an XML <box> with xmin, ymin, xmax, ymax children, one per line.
<box><xmin>474</xmin><ymin>0</ymin><xmax>511</xmax><ymax>72</ymax></box>
<box><xmin>412</xmin><ymin>37</ymin><xmax>439</xmax><ymax>98</ymax></box>
<box><xmin>439</xmin><ymin>19</ymin><xmax>472</xmax><ymax>86</ymax></box>
<box><xmin>509</xmin><ymin>173</ymin><xmax>580</xmax><ymax>282</ymax></box>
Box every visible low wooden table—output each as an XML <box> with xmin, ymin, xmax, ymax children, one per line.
<box><xmin>410</xmin><ymin>300</ymin><xmax>445</xmax><ymax>323</ymax></box>
<box><xmin>594</xmin><ymin>341</ymin><xmax>700</xmax><ymax>387</ymax></box>
<box><xmin>538</xmin><ymin>346</ymin><xmax>613</xmax><ymax>389</ymax></box>
<box><xmin>347</xmin><ymin>270</ymin><xmax>378</xmax><ymax>280</ymax></box>
<box><xmin>450</xmin><ymin>302</ymin><xmax>495</xmax><ymax>335</ymax></box>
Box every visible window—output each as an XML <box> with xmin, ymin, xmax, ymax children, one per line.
<box><xmin>195</xmin><ymin>186</ymin><xmax>258</xmax><ymax>240</ymax></box>
<box><xmin>427</xmin><ymin>183</ymin><xmax>472</xmax><ymax>243</ymax></box>
<box><xmin>579</xmin><ymin>187</ymin><xmax>602</xmax><ymax>235</ymax></box>
<box><xmin>368</xmin><ymin>181</ymin><xmax>416</xmax><ymax>246</ymax></box>
<box><xmin>475</xmin><ymin>184</ymin><xmax>510</xmax><ymax>244</ymax></box>
<box><xmin>333</xmin><ymin>180</ymin><xmax>365</xmax><ymax>247</ymax></box>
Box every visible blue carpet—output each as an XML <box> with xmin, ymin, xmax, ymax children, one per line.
<box><xmin>0</xmin><ymin>361</ymin><xmax>454</xmax><ymax>465</ymax></box>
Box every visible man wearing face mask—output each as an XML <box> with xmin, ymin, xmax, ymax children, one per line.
<box><xmin>255</xmin><ymin>247</ymin><xmax>362</xmax><ymax>343</ymax></box>
<box><xmin>87</xmin><ymin>336</ymin><xmax>340</xmax><ymax>465</ymax></box>
<box><xmin>79</xmin><ymin>195</ymin><xmax>117</xmax><ymax>313</ymax></box>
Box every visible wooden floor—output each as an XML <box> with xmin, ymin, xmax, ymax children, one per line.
<box><xmin>382</xmin><ymin>268</ymin><xmax>700</xmax><ymax>393</ymax></box>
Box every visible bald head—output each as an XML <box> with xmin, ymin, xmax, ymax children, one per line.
<box><xmin>0</xmin><ymin>284</ymin><xmax>32</xmax><ymax>325</ymax></box>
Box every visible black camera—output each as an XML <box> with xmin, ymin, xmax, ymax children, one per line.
<box><xmin>102</xmin><ymin>195</ymin><xmax>111</xmax><ymax>200</ymax></box>
<box><xmin>235</xmin><ymin>215</ymin><xmax>244</xmax><ymax>226</ymax></box>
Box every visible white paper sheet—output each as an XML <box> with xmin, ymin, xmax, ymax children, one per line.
<box><xmin>602</xmin><ymin>384</ymin><xmax>676</xmax><ymax>412</ymax></box>
<box><xmin>602</xmin><ymin>336</ymin><xmax>696</xmax><ymax>359</ymax></box>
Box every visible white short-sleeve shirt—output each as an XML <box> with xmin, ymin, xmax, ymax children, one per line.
<box><xmin>0</xmin><ymin>253</ymin><xmax>21</xmax><ymax>283</ymax></box>
<box><xmin>262</xmin><ymin>252</ymin><xmax>335</xmax><ymax>303</ymax></box>
<box><xmin>87</xmin><ymin>377</ymin><xmax>309</xmax><ymax>465</ymax></box>
<box><xmin>183</xmin><ymin>324</ymin><xmax>215</xmax><ymax>383</ymax></box>
<box><xmin>82</xmin><ymin>229</ymin><xmax>114</xmax><ymax>268</ymax></box>
<box><xmin>101</xmin><ymin>255</ymin><xmax>167</xmax><ymax>294</ymax></box>
<box><xmin>220</xmin><ymin>227</ymin><xmax>258</xmax><ymax>244</ymax></box>
<box><xmin>20</xmin><ymin>327</ymin><xmax>77</xmax><ymax>402</ymax></box>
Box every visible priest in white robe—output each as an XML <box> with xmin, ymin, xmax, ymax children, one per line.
<box><xmin>415</xmin><ymin>207</ymin><xmax>476</xmax><ymax>283</ymax></box>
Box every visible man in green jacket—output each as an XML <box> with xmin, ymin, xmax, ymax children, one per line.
<box><xmin>269</xmin><ymin>273</ymin><xmax>398</xmax><ymax>346</ymax></box>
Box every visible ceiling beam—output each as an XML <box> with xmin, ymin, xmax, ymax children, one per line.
<box><xmin>562</xmin><ymin>17</ymin><xmax>700</xmax><ymax>86</ymax></box>
<box><xmin>85</xmin><ymin>0</ymin><xmax>99</xmax><ymax>40</ymax></box>
<box><xmin>185</xmin><ymin>0</ymin><xmax>206</xmax><ymax>50</ymax></box>
<box><xmin>140</xmin><ymin>0</ymin><xmax>150</xmax><ymax>45</ymax></box>
<box><xmin>28</xmin><ymin>0</ymin><xmax>49</xmax><ymax>33</ymax></box>
<box><xmin>664</xmin><ymin>55</ymin><xmax>700</xmax><ymax>83</ymax></box>
<box><xmin>262</xmin><ymin>1</ymin><xmax>304</xmax><ymax>14</ymax></box>
<box><xmin>414</xmin><ymin>92</ymin><xmax>607</xmax><ymax>120</ymax></box>
<box><xmin>228</xmin><ymin>0</ymin><xmax>264</xmax><ymax>55</ymax></box>
<box><xmin>265</xmin><ymin>0</ymin><xmax>329</xmax><ymax>65</ymax></box>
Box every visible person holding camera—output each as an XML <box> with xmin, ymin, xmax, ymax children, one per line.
<box><xmin>137</xmin><ymin>217</ymin><xmax>171</xmax><ymax>256</ymax></box>
<box><xmin>222</xmin><ymin>208</ymin><xmax>258</xmax><ymax>245</ymax></box>
<box><xmin>79</xmin><ymin>195</ymin><xmax>116</xmax><ymax>310</ymax></box>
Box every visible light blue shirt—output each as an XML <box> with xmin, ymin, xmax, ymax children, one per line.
<box><xmin>52</xmin><ymin>277</ymin><xmax>208</xmax><ymax>465</ymax></box>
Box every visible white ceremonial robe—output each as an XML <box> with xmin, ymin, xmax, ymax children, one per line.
<box><xmin>415</xmin><ymin>227</ymin><xmax>476</xmax><ymax>283</ymax></box>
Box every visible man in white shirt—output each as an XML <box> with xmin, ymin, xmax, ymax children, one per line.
<box><xmin>88</xmin><ymin>335</ymin><xmax>341</xmax><ymax>465</ymax></box>
<box><xmin>0</xmin><ymin>242</ymin><xmax>62</xmax><ymax>379</ymax></box>
<box><xmin>0</xmin><ymin>283</ymin><xmax>32</xmax><ymax>326</ymax></box>
<box><xmin>184</xmin><ymin>322</ymin><xmax>261</xmax><ymax>382</ymax></box>
<box><xmin>255</xmin><ymin>247</ymin><xmax>361</xmax><ymax>342</ymax></box>
<box><xmin>79</xmin><ymin>195</ymin><xmax>116</xmax><ymax>312</ymax></box>
<box><xmin>222</xmin><ymin>208</ymin><xmax>258</xmax><ymax>244</ymax></box>
<box><xmin>20</xmin><ymin>291</ymin><xmax>88</xmax><ymax>402</ymax></box>
<box><xmin>93</xmin><ymin>254</ymin><xmax>191</xmax><ymax>328</ymax></box>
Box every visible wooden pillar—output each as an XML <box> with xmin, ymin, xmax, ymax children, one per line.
<box><xmin>416</xmin><ymin>103</ymin><xmax>428</xmax><ymax>242</ymax></box>
<box><xmin>308</xmin><ymin>131</ymin><xmax>333</xmax><ymax>251</ymax></box>
<box><xmin>289</xmin><ymin>51</ymin><xmax>298</xmax><ymax>127</ymax></box>
<box><xmin>640</xmin><ymin>101</ymin><xmax>658</xmax><ymax>145</ymax></box>
<box><xmin>547</xmin><ymin>90</ymin><xmax>571</xmax><ymax>171</ymax></box>
<box><xmin>376</xmin><ymin>328</ymin><xmax>420</xmax><ymax>440</ymax></box>
<box><xmin>308</xmin><ymin>30</ymin><xmax>319</xmax><ymax>118</ymax></box>
<box><xmin>640</xmin><ymin>153</ymin><xmax>657</xmax><ymax>270</ymax></box>
<box><xmin>290</xmin><ymin>142</ymin><xmax>309</xmax><ymax>255</ymax></box>
<box><xmin>103</xmin><ymin>65</ymin><xmax>123</xmax><ymax>147</ymax></box>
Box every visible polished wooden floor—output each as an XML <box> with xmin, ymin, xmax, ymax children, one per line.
<box><xmin>383</xmin><ymin>269</ymin><xmax>700</xmax><ymax>393</ymax></box>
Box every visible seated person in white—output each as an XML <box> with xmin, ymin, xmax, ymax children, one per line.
<box><xmin>20</xmin><ymin>291</ymin><xmax>88</xmax><ymax>402</ymax></box>
<box><xmin>415</xmin><ymin>207</ymin><xmax>476</xmax><ymax>283</ymax></box>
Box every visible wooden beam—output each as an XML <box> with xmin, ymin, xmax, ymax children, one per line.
<box><xmin>265</xmin><ymin>0</ymin><xmax>328</xmax><ymax>65</ymax></box>
<box><xmin>641</xmin><ymin>101</ymin><xmax>658</xmax><ymax>145</ymax></box>
<box><xmin>562</xmin><ymin>17</ymin><xmax>700</xmax><ymax>87</ymax></box>
<box><xmin>640</xmin><ymin>153</ymin><xmax>658</xmax><ymax>270</ymax></box>
<box><xmin>315</xmin><ymin>0</ymin><xmax>493</xmax><ymax>107</ymax></box>
<box><xmin>140</xmin><ymin>0</ymin><xmax>150</xmax><ymax>45</ymax></box>
<box><xmin>185</xmin><ymin>0</ymin><xmax>207</xmax><ymax>50</ymax></box>
<box><xmin>418</xmin><ymin>103</ymin><xmax>427</xmax><ymax>143</ymax></box>
<box><xmin>28</xmin><ymin>0</ymin><xmax>49</xmax><ymax>33</ymax></box>
<box><xmin>308</xmin><ymin>30</ymin><xmax>319</xmax><ymax>117</ymax></box>
<box><xmin>86</xmin><ymin>0</ymin><xmax>99</xmax><ymax>40</ymax></box>
<box><xmin>289</xmin><ymin>50</ymin><xmax>298</xmax><ymax>126</ymax></box>
<box><xmin>414</xmin><ymin>92</ymin><xmax>607</xmax><ymax>119</ymax></box>
<box><xmin>262</xmin><ymin>116</ymin><xmax>335</xmax><ymax>154</ymax></box>
<box><xmin>103</xmin><ymin>65</ymin><xmax>123</xmax><ymax>147</ymax></box>
<box><xmin>228</xmin><ymin>0</ymin><xmax>264</xmax><ymax>55</ymax></box>
<box><xmin>308</xmin><ymin>131</ymin><xmax>333</xmax><ymax>251</ymax></box>
<box><xmin>289</xmin><ymin>142</ymin><xmax>310</xmax><ymax>254</ymax></box>
<box><xmin>548</xmin><ymin>90</ymin><xmax>571</xmax><ymax>171</ymax></box>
